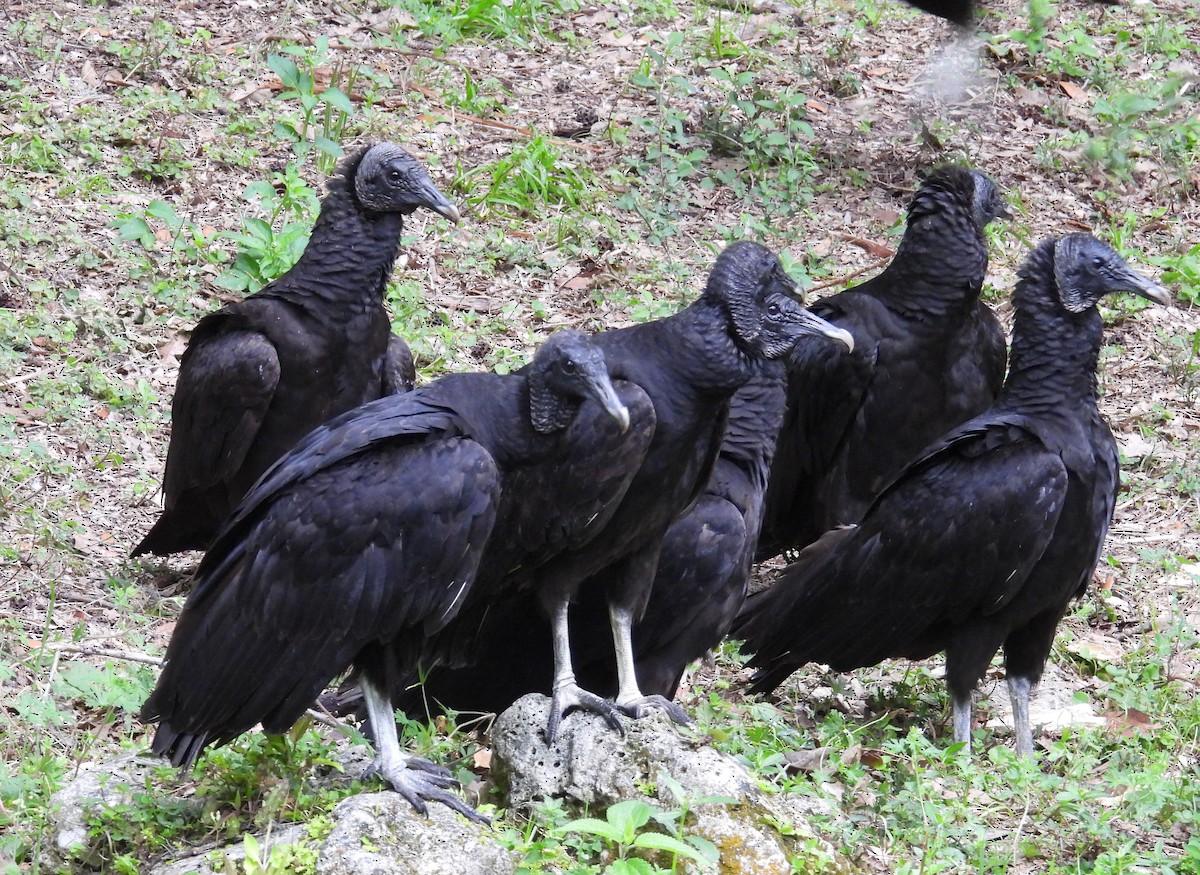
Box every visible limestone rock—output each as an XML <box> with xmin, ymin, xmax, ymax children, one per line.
<box><xmin>316</xmin><ymin>792</ymin><xmax>516</xmax><ymax>875</ymax></box>
<box><xmin>149</xmin><ymin>825</ymin><xmax>309</xmax><ymax>875</ymax></box>
<box><xmin>46</xmin><ymin>753</ymin><xmax>190</xmax><ymax>871</ymax></box>
<box><xmin>490</xmin><ymin>694</ymin><xmax>850</xmax><ymax>874</ymax></box>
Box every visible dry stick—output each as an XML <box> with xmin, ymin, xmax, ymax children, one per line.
<box><xmin>49</xmin><ymin>643</ymin><xmax>357</xmax><ymax>736</ymax></box>
<box><xmin>50</xmin><ymin>643</ymin><xmax>164</xmax><ymax>666</ymax></box>
<box><xmin>807</xmin><ymin>256</ymin><xmax>890</xmax><ymax>293</ymax></box>
<box><xmin>417</xmin><ymin>110</ymin><xmax>604</xmax><ymax>153</ymax></box>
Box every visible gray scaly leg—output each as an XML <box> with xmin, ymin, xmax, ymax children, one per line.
<box><xmin>1008</xmin><ymin>675</ymin><xmax>1035</xmax><ymax>757</ymax></box>
<box><xmin>609</xmin><ymin>603</ymin><xmax>689</xmax><ymax>726</ymax></box>
<box><xmin>546</xmin><ymin>597</ymin><xmax>624</xmax><ymax>742</ymax></box>
<box><xmin>951</xmin><ymin>692</ymin><xmax>973</xmax><ymax>753</ymax></box>
<box><xmin>361</xmin><ymin>677</ymin><xmax>486</xmax><ymax>823</ymax></box>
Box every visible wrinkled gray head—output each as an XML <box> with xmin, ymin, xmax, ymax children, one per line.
<box><xmin>353</xmin><ymin>143</ymin><xmax>461</xmax><ymax>222</ymax></box>
<box><xmin>1053</xmin><ymin>233</ymin><xmax>1170</xmax><ymax>313</ymax></box>
<box><xmin>911</xmin><ymin>166</ymin><xmax>1009</xmax><ymax>231</ymax></box>
<box><xmin>968</xmin><ymin>170</ymin><xmax>1011</xmax><ymax>228</ymax></box>
<box><xmin>528</xmin><ymin>329</ymin><xmax>630</xmax><ymax>434</ymax></box>
<box><xmin>706</xmin><ymin>241</ymin><xmax>854</xmax><ymax>359</ymax></box>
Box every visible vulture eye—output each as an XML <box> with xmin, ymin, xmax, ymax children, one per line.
<box><xmin>388</xmin><ymin>168</ymin><xmax>403</xmax><ymax>182</ymax></box>
<box><xmin>1092</xmin><ymin>256</ymin><xmax>1104</xmax><ymax>268</ymax></box>
<box><xmin>767</xmin><ymin>302</ymin><xmax>781</xmax><ymax>318</ymax></box>
<box><xmin>562</xmin><ymin>358</ymin><xmax>577</xmax><ymax>374</ymax></box>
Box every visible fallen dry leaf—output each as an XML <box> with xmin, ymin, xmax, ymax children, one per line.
<box><xmin>1058</xmin><ymin>80</ymin><xmax>1086</xmax><ymax>101</ymax></box>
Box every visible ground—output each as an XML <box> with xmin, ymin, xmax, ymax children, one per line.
<box><xmin>1</xmin><ymin>0</ymin><xmax>1199</xmax><ymax>872</ymax></box>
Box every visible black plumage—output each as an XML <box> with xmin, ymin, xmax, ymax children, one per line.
<box><xmin>756</xmin><ymin>167</ymin><xmax>1009</xmax><ymax>560</ymax></box>
<box><xmin>141</xmin><ymin>330</ymin><xmax>639</xmax><ymax>819</ymax></box>
<box><xmin>897</xmin><ymin>0</ymin><xmax>1118</xmax><ymax>27</ymax></box>
<box><xmin>407</xmin><ymin>242</ymin><xmax>853</xmax><ymax>738</ymax></box>
<box><xmin>900</xmin><ymin>0</ymin><xmax>975</xmax><ymax>27</ymax></box>
<box><xmin>732</xmin><ymin>234</ymin><xmax>1169</xmax><ymax>755</ymax></box>
<box><xmin>399</xmin><ymin>363</ymin><xmax>792</xmax><ymax>717</ymax></box>
<box><xmin>134</xmin><ymin>143</ymin><xmax>459</xmax><ymax>557</ymax></box>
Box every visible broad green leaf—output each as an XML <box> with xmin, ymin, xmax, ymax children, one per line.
<box><xmin>631</xmin><ymin>832</ymin><xmax>709</xmax><ymax>863</ymax></box>
<box><xmin>146</xmin><ymin>199</ymin><xmax>181</xmax><ymax>225</ymax></box>
<box><xmin>685</xmin><ymin>834</ymin><xmax>720</xmax><ymax>864</ymax></box>
<box><xmin>605</xmin><ymin>800</ymin><xmax>655</xmax><ymax>838</ymax></box>
<box><xmin>314</xmin><ymin>136</ymin><xmax>344</xmax><ymax>159</ymax></box>
<box><xmin>322</xmin><ymin>86</ymin><xmax>354</xmax><ymax>115</ymax></box>
<box><xmin>267</xmin><ymin>55</ymin><xmax>300</xmax><ymax>88</ymax></box>
<box><xmin>113</xmin><ymin>216</ymin><xmax>154</xmax><ymax>248</ymax></box>
<box><xmin>556</xmin><ymin>817</ymin><xmax>626</xmax><ymax>844</ymax></box>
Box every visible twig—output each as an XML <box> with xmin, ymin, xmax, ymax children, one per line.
<box><xmin>807</xmin><ymin>256</ymin><xmax>890</xmax><ymax>293</ymax></box>
<box><xmin>304</xmin><ymin>707</ymin><xmax>358</xmax><ymax>739</ymax></box>
<box><xmin>49</xmin><ymin>643</ymin><xmax>163</xmax><ymax>666</ymax></box>
<box><xmin>416</xmin><ymin>111</ymin><xmax>603</xmax><ymax>153</ymax></box>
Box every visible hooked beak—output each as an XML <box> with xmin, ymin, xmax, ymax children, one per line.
<box><xmin>414</xmin><ymin>176</ymin><xmax>462</xmax><ymax>224</ymax></box>
<box><xmin>794</xmin><ymin>309</ymin><xmax>855</xmax><ymax>353</ymax></box>
<box><xmin>588</xmin><ymin>373</ymin><xmax>631</xmax><ymax>433</ymax></box>
<box><xmin>1120</xmin><ymin>268</ymin><xmax>1171</xmax><ymax>307</ymax></box>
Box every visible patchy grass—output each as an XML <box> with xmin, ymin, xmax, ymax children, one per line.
<box><xmin>1</xmin><ymin>0</ymin><xmax>1198</xmax><ymax>872</ymax></box>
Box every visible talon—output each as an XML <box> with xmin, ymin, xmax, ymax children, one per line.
<box><xmin>365</xmin><ymin>756</ymin><xmax>487</xmax><ymax>823</ymax></box>
<box><xmin>547</xmin><ymin>681</ymin><xmax>627</xmax><ymax>742</ymax></box>
<box><xmin>615</xmin><ymin>695</ymin><xmax>690</xmax><ymax>725</ymax></box>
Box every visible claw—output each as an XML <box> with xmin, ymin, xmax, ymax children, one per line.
<box><xmin>365</xmin><ymin>755</ymin><xmax>490</xmax><ymax>825</ymax></box>
<box><xmin>547</xmin><ymin>681</ymin><xmax>627</xmax><ymax>742</ymax></box>
<box><xmin>615</xmin><ymin>694</ymin><xmax>691</xmax><ymax>726</ymax></box>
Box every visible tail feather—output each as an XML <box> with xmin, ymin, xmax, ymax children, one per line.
<box><xmin>149</xmin><ymin>722</ymin><xmax>211</xmax><ymax>770</ymax></box>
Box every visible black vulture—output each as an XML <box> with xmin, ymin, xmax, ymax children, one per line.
<box><xmin>896</xmin><ymin>0</ymin><xmax>1117</xmax><ymax>28</ymax></box>
<box><xmin>756</xmin><ymin>167</ymin><xmax>1009</xmax><ymax>560</ymax></box>
<box><xmin>134</xmin><ymin>143</ymin><xmax>459</xmax><ymax>557</ymax></box>
<box><xmin>140</xmin><ymin>330</ymin><xmax>641</xmax><ymax>819</ymax></box>
<box><xmin>396</xmin><ymin>363</ymin><xmax>792</xmax><ymax>718</ymax></box>
<box><xmin>900</xmin><ymin>0</ymin><xmax>975</xmax><ymax>27</ymax></box>
<box><xmin>409</xmin><ymin>242</ymin><xmax>854</xmax><ymax>739</ymax></box>
<box><xmin>731</xmin><ymin>234</ymin><xmax>1169</xmax><ymax>755</ymax></box>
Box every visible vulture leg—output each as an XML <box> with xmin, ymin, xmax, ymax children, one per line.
<box><xmin>360</xmin><ymin>677</ymin><xmax>488</xmax><ymax>823</ymax></box>
<box><xmin>546</xmin><ymin>598</ymin><xmax>625</xmax><ymax>742</ymax></box>
<box><xmin>1008</xmin><ymin>675</ymin><xmax>1035</xmax><ymax>757</ymax></box>
<box><xmin>951</xmin><ymin>693</ymin><xmax>973</xmax><ymax>752</ymax></box>
<box><xmin>609</xmin><ymin>603</ymin><xmax>690</xmax><ymax>725</ymax></box>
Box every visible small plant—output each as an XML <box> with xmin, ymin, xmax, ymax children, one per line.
<box><xmin>460</xmin><ymin>135</ymin><xmax>592</xmax><ymax>218</ymax></box>
<box><xmin>268</xmin><ymin>37</ymin><xmax>356</xmax><ymax>171</ymax></box>
<box><xmin>555</xmin><ymin>799</ymin><xmax>716</xmax><ymax>874</ymax></box>
<box><xmin>215</xmin><ymin>165</ymin><xmax>322</xmax><ymax>293</ymax></box>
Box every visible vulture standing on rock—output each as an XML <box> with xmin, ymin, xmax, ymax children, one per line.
<box><xmin>732</xmin><ymin>234</ymin><xmax>1169</xmax><ymax>756</ymax></box>
<box><xmin>141</xmin><ymin>330</ymin><xmax>641</xmax><ymax>820</ymax></box>
<box><xmin>756</xmin><ymin>166</ymin><xmax>1009</xmax><ymax>560</ymax></box>
<box><xmin>397</xmin><ymin>363</ymin><xmax>793</xmax><ymax>717</ymax></box>
<box><xmin>409</xmin><ymin>242</ymin><xmax>854</xmax><ymax>738</ymax></box>
<box><xmin>133</xmin><ymin>143</ymin><xmax>460</xmax><ymax>557</ymax></box>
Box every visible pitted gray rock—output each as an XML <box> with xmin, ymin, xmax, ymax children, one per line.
<box><xmin>491</xmin><ymin>693</ymin><xmax>755</xmax><ymax>808</ymax></box>
<box><xmin>47</xmin><ymin>753</ymin><xmax>194</xmax><ymax>871</ymax></box>
<box><xmin>490</xmin><ymin>694</ymin><xmax>848</xmax><ymax>875</ymax></box>
<box><xmin>316</xmin><ymin>793</ymin><xmax>515</xmax><ymax>875</ymax></box>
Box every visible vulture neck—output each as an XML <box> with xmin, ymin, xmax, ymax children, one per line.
<box><xmin>285</xmin><ymin>177</ymin><xmax>406</xmax><ymax>306</ymax></box>
<box><xmin>673</xmin><ymin>296</ymin><xmax>760</xmax><ymax>396</ymax></box>
<box><xmin>876</xmin><ymin>207</ymin><xmax>987</xmax><ymax>320</ymax></box>
<box><xmin>999</xmin><ymin>242</ymin><xmax>1102</xmax><ymax>414</ymax></box>
<box><xmin>720</xmin><ymin>364</ymin><xmax>787</xmax><ymax>475</ymax></box>
<box><xmin>525</xmin><ymin>375</ymin><xmax>579</xmax><ymax>434</ymax></box>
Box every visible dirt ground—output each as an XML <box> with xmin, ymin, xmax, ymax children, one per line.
<box><xmin>2</xmin><ymin>0</ymin><xmax>1199</xmax><ymax>862</ymax></box>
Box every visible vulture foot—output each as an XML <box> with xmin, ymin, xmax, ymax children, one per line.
<box><xmin>547</xmin><ymin>682</ymin><xmax>626</xmax><ymax>742</ymax></box>
<box><xmin>366</xmin><ymin>753</ymin><xmax>489</xmax><ymax>824</ymax></box>
<box><xmin>616</xmin><ymin>694</ymin><xmax>690</xmax><ymax>726</ymax></box>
